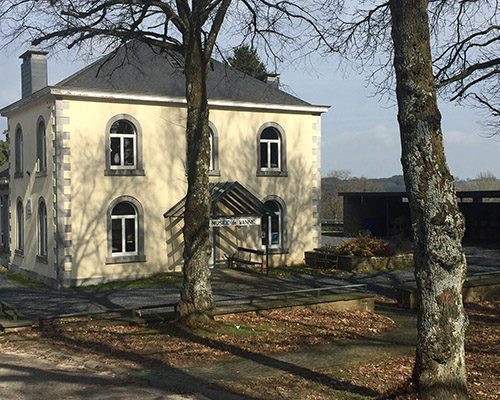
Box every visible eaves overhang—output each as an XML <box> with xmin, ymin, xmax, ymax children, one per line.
<box><xmin>0</xmin><ymin>87</ymin><xmax>52</xmax><ymax>117</ymax></box>
<box><xmin>1</xmin><ymin>87</ymin><xmax>330</xmax><ymax>116</ymax></box>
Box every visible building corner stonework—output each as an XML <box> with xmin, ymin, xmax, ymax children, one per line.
<box><xmin>53</xmin><ymin>99</ymin><xmax>72</xmax><ymax>288</ymax></box>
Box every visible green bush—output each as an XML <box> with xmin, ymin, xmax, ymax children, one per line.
<box><xmin>336</xmin><ymin>234</ymin><xmax>397</xmax><ymax>257</ymax></box>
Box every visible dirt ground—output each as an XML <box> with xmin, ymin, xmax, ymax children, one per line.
<box><xmin>0</xmin><ymin>300</ymin><xmax>498</xmax><ymax>400</ymax></box>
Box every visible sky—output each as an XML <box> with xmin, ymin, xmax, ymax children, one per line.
<box><xmin>0</xmin><ymin>47</ymin><xmax>498</xmax><ymax>180</ymax></box>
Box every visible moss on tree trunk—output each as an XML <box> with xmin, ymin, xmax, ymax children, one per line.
<box><xmin>389</xmin><ymin>0</ymin><xmax>469</xmax><ymax>398</ymax></box>
<box><xmin>177</xmin><ymin>25</ymin><xmax>215</xmax><ymax>321</ymax></box>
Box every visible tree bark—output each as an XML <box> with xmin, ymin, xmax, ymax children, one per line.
<box><xmin>177</xmin><ymin>20</ymin><xmax>215</xmax><ymax>321</ymax></box>
<box><xmin>389</xmin><ymin>1</ymin><xmax>469</xmax><ymax>399</ymax></box>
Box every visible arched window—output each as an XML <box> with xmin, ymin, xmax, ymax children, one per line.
<box><xmin>257</xmin><ymin>123</ymin><xmax>287</xmax><ymax>176</ymax></box>
<box><xmin>16</xmin><ymin>198</ymin><xmax>24</xmax><ymax>252</ymax></box>
<box><xmin>110</xmin><ymin>120</ymin><xmax>136</xmax><ymax>168</ymax></box>
<box><xmin>111</xmin><ymin>202</ymin><xmax>137</xmax><ymax>255</ymax></box>
<box><xmin>15</xmin><ymin>126</ymin><xmax>23</xmax><ymax>177</ymax></box>
<box><xmin>36</xmin><ymin>118</ymin><xmax>47</xmax><ymax>174</ymax></box>
<box><xmin>38</xmin><ymin>198</ymin><xmax>48</xmax><ymax>259</ymax></box>
<box><xmin>106</xmin><ymin>196</ymin><xmax>145</xmax><ymax>264</ymax></box>
<box><xmin>208</xmin><ymin>123</ymin><xmax>220</xmax><ymax>175</ymax></box>
<box><xmin>260</xmin><ymin>128</ymin><xmax>280</xmax><ymax>170</ymax></box>
<box><xmin>262</xmin><ymin>197</ymin><xmax>287</xmax><ymax>252</ymax></box>
<box><xmin>105</xmin><ymin>115</ymin><xmax>144</xmax><ymax>176</ymax></box>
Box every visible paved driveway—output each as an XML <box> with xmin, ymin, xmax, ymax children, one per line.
<box><xmin>0</xmin><ymin>246</ymin><xmax>498</xmax><ymax>320</ymax></box>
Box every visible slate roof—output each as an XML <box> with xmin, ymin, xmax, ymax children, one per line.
<box><xmin>56</xmin><ymin>41</ymin><xmax>311</xmax><ymax>106</ymax></box>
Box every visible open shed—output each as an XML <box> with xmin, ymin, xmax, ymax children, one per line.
<box><xmin>340</xmin><ymin>190</ymin><xmax>500</xmax><ymax>245</ymax></box>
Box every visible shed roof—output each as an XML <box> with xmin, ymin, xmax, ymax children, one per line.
<box><xmin>164</xmin><ymin>181</ymin><xmax>273</xmax><ymax>219</ymax></box>
<box><xmin>339</xmin><ymin>191</ymin><xmax>500</xmax><ymax>199</ymax></box>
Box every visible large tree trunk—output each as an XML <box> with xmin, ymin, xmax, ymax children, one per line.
<box><xmin>177</xmin><ymin>25</ymin><xmax>215</xmax><ymax>321</ymax></box>
<box><xmin>389</xmin><ymin>1</ymin><xmax>469</xmax><ymax>399</ymax></box>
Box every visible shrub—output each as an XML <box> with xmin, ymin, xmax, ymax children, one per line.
<box><xmin>336</xmin><ymin>234</ymin><xmax>397</xmax><ymax>257</ymax></box>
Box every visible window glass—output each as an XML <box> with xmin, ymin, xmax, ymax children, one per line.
<box><xmin>125</xmin><ymin>218</ymin><xmax>136</xmax><ymax>252</ymax></box>
<box><xmin>17</xmin><ymin>200</ymin><xmax>24</xmax><ymax>251</ymax></box>
<box><xmin>37</xmin><ymin>121</ymin><xmax>47</xmax><ymax>172</ymax></box>
<box><xmin>15</xmin><ymin>128</ymin><xmax>23</xmax><ymax>174</ymax></box>
<box><xmin>109</xmin><ymin>119</ymin><xmax>136</xmax><ymax>169</ymax></box>
<box><xmin>260</xmin><ymin>143</ymin><xmax>268</xmax><ymax>168</ymax></box>
<box><xmin>110</xmin><ymin>120</ymin><xmax>135</xmax><ymax>134</ymax></box>
<box><xmin>111</xmin><ymin>201</ymin><xmax>137</xmax><ymax>255</ymax></box>
<box><xmin>38</xmin><ymin>201</ymin><xmax>47</xmax><ymax>256</ymax></box>
<box><xmin>271</xmin><ymin>214</ymin><xmax>280</xmax><ymax>245</ymax></box>
<box><xmin>111</xmin><ymin>219</ymin><xmax>122</xmax><ymax>253</ymax></box>
<box><xmin>110</xmin><ymin>138</ymin><xmax>121</xmax><ymax>166</ymax></box>
<box><xmin>261</xmin><ymin>128</ymin><xmax>279</xmax><ymax>140</ymax></box>
<box><xmin>123</xmin><ymin>137</ymin><xmax>135</xmax><ymax>166</ymax></box>
<box><xmin>259</xmin><ymin>127</ymin><xmax>281</xmax><ymax>170</ymax></box>
<box><xmin>262</xmin><ymin>200</ymin><xmax>282</xmax><ymax>248</ymax></box>
<box><xmin>113</xmin><ymin>202</ymin><xmax>135</xmax><ymax>215</ymax></box>
<box><xmin>209</xmin><ymin>128</ymin><xmax>214</xmax><ymax>171</ymax></box>
<box><xmin>270</xmin><ymin>142</ymin><xmax>279</xmax><ymax>168</ymax></box>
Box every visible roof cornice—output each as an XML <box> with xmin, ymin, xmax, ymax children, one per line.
<box><xmin>1</xmin><ymin>87</ymin><xmax>330</xmax><ymax>116</ymax></box>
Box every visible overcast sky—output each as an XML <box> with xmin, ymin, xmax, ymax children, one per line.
<box><xmin>1</xmin><ymin>48</ymin><xmax>498</xmax><ymax>180</ymax></box>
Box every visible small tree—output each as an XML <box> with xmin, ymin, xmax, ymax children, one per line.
<box><xmin>0</xmin><ymin>130</ymin><xmax>8</xmax><ymax>166</ymax></box>
<box><xmin>229</xmin><ymin>44</ymin><xmax>267</xmax><ymax>81</ymax></box>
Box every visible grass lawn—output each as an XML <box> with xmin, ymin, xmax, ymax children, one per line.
<box><xmin>74</xmin><ymin>272</ymin><xmax>183</xmax><ymax>290</ymax></box>
<box><xmin>0</xmin><ymin>265</ymin><xmax>183</xmax><ymax>290</ymax></box>
<box><xmin>0</xmin><ymin>265</ymin><xmax>49</xmax><ymax>289</ymax></box>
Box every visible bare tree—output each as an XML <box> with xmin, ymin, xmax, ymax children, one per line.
<box><xmin>321</xmin><ymin>0</ymin><xmax>496</xmax><ymax>397</ymax></box>
<box><xmin>431</xmin><ymin>1</ymin><xmax>500</xmax><ymax>133</ymax></box>
<box><xmin>0</xmin><ymin>0</ymin><xmax>328</xmax><ymax>320</ymax></box>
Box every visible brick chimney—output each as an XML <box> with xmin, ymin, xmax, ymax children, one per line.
<box><xmin>20</xmin><ymin>50</ymin><xmax>49</xmax><ymax>98</ymax></box>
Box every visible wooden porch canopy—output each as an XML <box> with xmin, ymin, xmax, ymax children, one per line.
<box><xmin>163</xmin><ymin>181</ymin><xmax>274</xmax><ymax>226</ymax></box>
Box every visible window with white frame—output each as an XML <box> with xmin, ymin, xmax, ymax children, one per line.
<box><xmin>262</xmin><ymin>200</ymin><xmax>281</xmax><ymax>248</ymax></box>
<box><xmin>16</xmin><ymin>198</ymin><xmax>24</xmax><ymax>252</ymax></box>
<box><xmin>105</xmin><ymin>115</ymin><xmax>144</xmax><ymax>176</ymax></box>
<box><xmin>38</xmin><ymin>199</ymin><xmax>47</xmax><ymax>258</ymax></box>
<box><xmin>257</xmin><ymin>124</ymin><xmax>287</xmax><ymax>176</ymax></box>
<box><xmin>36</xmin><ymin>119</ymin><xmax>47</xmax><ymax>174</ymax></box>
<box><xmin>260</xmin><ymin>127</ymin><xmax>281</xmax><ymax>170</ymax></box>
<box><xmin>111</xmin><ymin>201</ymin><xmax>138</xmax><ymax>256</ymax></box>
<box><xmin>110</xmin><ymin>120</ymin><xmax>137</xmax><ymax>169</ymax></box>
<box><xmin>15</xmin><ymin>126</ymin><xmax>23</xmax><ymax>177</ymax></box>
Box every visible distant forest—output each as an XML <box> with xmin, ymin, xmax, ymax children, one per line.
<box><xmin>322</xmin><ymin>170</ymin><xmax>500</xmax><ymax>219</ymax></box>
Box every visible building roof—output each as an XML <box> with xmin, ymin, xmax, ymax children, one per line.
<box><xmin>55</xmin><ymin>41</ymin><xmax>310</xmax><ymax>107</ymax></box>
<box><xmin>164</xmin><ymin>181</ymin><xmax>274</xmax><ymax>219</ymax></box>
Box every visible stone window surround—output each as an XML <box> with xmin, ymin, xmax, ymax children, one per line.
<box><xmin>106</xmin><ymin>195</ymin><xmax>146</xmax><ymax>264</ymax></box>
<box><xmin>104</xmin><ymin>114</ymin><xmax>145</xmax><ymax>176</ymax></box>
<box><xmin>256</xmin><ymin>122</ymin><xmax>288</xmax><ymax>177</ymax></box>
<box><xmin>261</xmin><ymin>195</ymin><xmax>288</xmax><ymax>254</ymax></box>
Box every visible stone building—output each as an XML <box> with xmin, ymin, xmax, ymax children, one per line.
<box><xmin>1</xmin><ymin>41</ymin><xmax>328</xmax><ymax>287</ymax></box>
